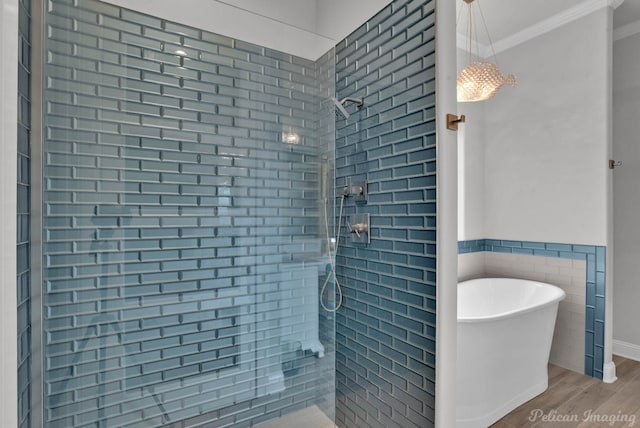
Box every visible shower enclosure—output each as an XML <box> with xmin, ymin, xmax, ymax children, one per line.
<box><xmin>33</xmin><ymin>1</ymin><xmax>337</xmax><ymax>426</ymax></box>
<box><xmin>6</xmin><ymin>0</ymin><xmax>450</xmax><ymax>426</ymax></box>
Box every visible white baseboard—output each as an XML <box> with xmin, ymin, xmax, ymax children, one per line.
<box><xmin>613</xmin><ymin>339</ymin><xmax>640</xmax><ymax>363</ymax></box>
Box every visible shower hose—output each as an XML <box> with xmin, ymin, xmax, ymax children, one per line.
<box><xmin>320</xmin><ymin>194</ymin><xmax>345</xmax><ymax>312</ymax></box>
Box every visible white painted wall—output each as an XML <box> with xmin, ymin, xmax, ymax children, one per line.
<box><xmin>457</xmin><ymin>48</ymin><xmax>486</xmax><ymax>241</ymax></box>
<box><xmin>604</xmin><ymin>7</ymin><xmax>615</xmax><ymax>384</ymax></box>
<box><xmin>482</xmin><ymin>8</ymin><xmax>611</xmax><ymax>246</ymax></box>
<box><xmin>101</xmin><ymin>0</ymin><xmax>393</xmax><ymax>60</ymax></box>
<box><xmin>0</xmin><ymin>0</ymin><xmax>18</xmax><ymax>426</ymax></box>
<box><xmin>612</xmin><ymin>31</ymin><xmax>640</xmax><ymax>356</ymax></box>
<box><xmin>435</xmin><ymin>0</ymin><xmax>458</xmax><ymax>425</ymax></box>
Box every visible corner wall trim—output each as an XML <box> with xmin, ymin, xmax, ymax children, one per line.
<box><xmin>457</xmin><ymin>0</ymin><xmax>624</xmax><ymax>58</ymax></box>
<box><xmin>0</xmin><ymin>0</ymin><xmax>19</xmax><ymax>426</ymax></box>
<box><xmin>614</xmin><ymin>18</ymin><xmax>640</xmax><ymax>42</ymax></box>
<box><xmin>603</xmin><ymin>361</ymin><xmax>617</xmax><ymax>383</ymax></box>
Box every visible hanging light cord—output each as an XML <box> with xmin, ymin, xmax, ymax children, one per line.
<box><xmin>467</xmin><ymin>1</ymin><xmax>473</xmax><ymax>65</ymax></box>
<box><xmin>320</xmin><ymin>194</ymin><xmax>346</xmax><ymax>312</ymax></box>
<box><xmin>461</xmin><ymin>0</ymin><xmax>496</xmax><ymax>63</ymax></box>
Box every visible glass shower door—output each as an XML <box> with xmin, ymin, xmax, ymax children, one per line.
<box><xmin>39</xmin><ymin>0</ymin><xmax>335</xmax><ymax>426</ymax></box>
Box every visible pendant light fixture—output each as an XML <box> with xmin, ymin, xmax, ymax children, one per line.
<box><xmin>457</xmin><ymin>0</ymin><xmax>516</xmax><ymax>102</ymax></box>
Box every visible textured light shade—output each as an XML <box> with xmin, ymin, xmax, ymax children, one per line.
<box><xmin>457</xmin><ymin>61</ymin><xmax>517</xmax><ymax>102</ymax></box>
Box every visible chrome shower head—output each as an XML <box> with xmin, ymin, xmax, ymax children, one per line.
<box><xmin>332</xmin><ymin>97</ymin><xmax>350</xmax><ymax>119</ymax></box>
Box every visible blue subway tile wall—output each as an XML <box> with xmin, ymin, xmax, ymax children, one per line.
<box><xmin>335</xmin><ymin>1</ymin><xmax>437</xmax><ymax>427</ymax></box>
<box><xmin>457</xmin><ymin>239</ymin><xmax>606</xmax><ymax>379</ymax></box>
<box><xmin>43</xmin><ymin>1</ymin><xmax>335</xmax><ymax>426</ymax></box>
<box><xmin>17</xmin><ymin>0</ymin><xmax>32</xmax><ymax>426</ymax></box>
<box><xmin>457</xmin><ymin>239</ymin><xmax>485</xmax><ymax>254</ymax></box>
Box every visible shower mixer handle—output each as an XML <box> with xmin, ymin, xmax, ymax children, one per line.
<box><xmin>347</xmin><ymin>214</ymin><xmax>370</xmax><ymax>244</ymax></box>
<box><xmin>347</xmin><ymin>222</ymin><xmax>368</xmax><ymax>236</ymax></box>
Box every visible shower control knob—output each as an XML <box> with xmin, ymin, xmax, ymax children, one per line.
<box><xmin>347</xmin><ymin>214</ymin><xmax>370</xmax><ymax>244</ymax></box>
<box><xmin>348</xmin><ymin>222</ymin><xmax>368</xmax><ymax>235</ymax></box>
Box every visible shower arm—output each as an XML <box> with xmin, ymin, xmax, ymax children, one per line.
<box><xmin>339</xmin><ymin>97</ymin><xmax>364</xmax><ymax>108</ymax></box>
<box><xmin>331</xmin><ymin>96</ymin><xmax>365</xmax><ymax>119</ymax></box>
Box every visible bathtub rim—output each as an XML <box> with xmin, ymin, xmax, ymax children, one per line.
<box><xmin>457</xmin><ymin>277</ymin><xmax>566</xmax><ymax>324</ymax></box>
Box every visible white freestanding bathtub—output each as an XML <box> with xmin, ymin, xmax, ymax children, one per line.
<box><xmin>456</xmin><ymin>278</ymin><xmax>566</xmax><ymax>428</ymax></box>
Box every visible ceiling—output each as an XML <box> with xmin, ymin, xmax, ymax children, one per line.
<box><xmin>456</xmin><ymin>0</ymin><xmax>640</xmax><ymax>49</ymax></box>
<box><xmin>615</xmin><ymin>0</ymin><xmax>640</xmax><ymax>27</ymax></box>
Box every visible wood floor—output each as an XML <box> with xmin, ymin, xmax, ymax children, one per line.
<box><xmin>491</xmin><ymin>355</ymin><xmax>640</xmax><ymax>427</ymax></box>
<box><xmin>256</xmin><ymin>358</ymin><xmax>640</xmax><ymax>428</ymax></box>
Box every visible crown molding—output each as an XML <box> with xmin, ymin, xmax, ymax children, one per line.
<box><xmin>457</xmin><ymin>0</ymin><xmax>625</xmax><ymax>59</ymax></box>
<box><xmin>614</xmin><ymin>18</ymin><xmax>640</xmax><ymax>41</ymax></box>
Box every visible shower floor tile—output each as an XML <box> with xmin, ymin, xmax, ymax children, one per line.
<box><xmin>254</xmin><ymin>405</ymin><xmax>336</xmax><ymax>428</ymax></box>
